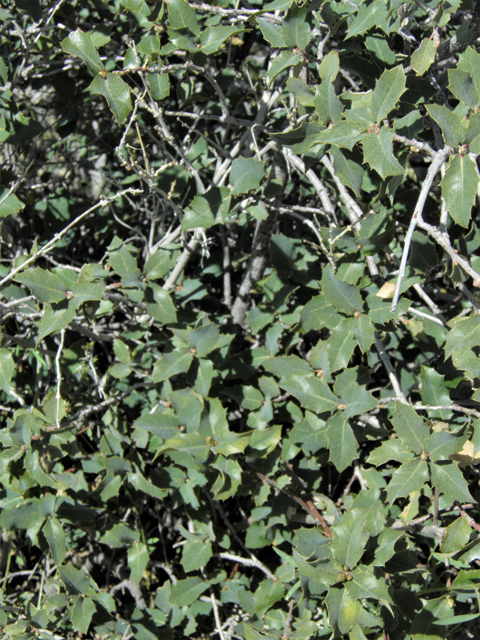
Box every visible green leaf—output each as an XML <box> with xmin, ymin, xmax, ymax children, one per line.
<box><xmin>386</xmin><ymin>458</ymin><xmax>429</xmax><ymax>502</ymax></box>
<box><xmin>315</xmin><ymin>120</ymin><xmax>366</xmax><ymax>150</ymax></box>
<box><xmin>329</xmin><ymin>147</ymin><xmax>364</xmax><ymax>195</ymax></box>
<box><xmin>440</xmin><ymin>516</ymin><xmax>472</xmax><ymax>554</ymax></box>
<box><xmin>99</xmin><ymin>523</ymin><xmax>140</xmax><ymax>548</ymax></box>
<box><xmin>90</xmin><ymin>72</ymin><xmax>132</xmax><ymax>125</ymax></box>
<box><xmin>367</xmin><ymin>439</ymin><xmax>415</xmax><ymax>465</ymax></box>
<box><xmin>267</xmin><ymin>50</ymin><xmax>302</xmax><ymax>85</ymax></box>
<box><xmin>326</xmin><ymin>325</ymin><xmax>357</xmax><ymax>372</ymax></box>
<box><xmin>347</xmin><ymin>2</ymin><xmax>390</xmax><ymax>39</ymax></box>
<box><xmin>61</xmin><ymin>29</ymin><xmax>105</xmax><ymax>75</ymax></box>
<box><xmin>363</xmin><ymin>128</ymin><xmax>404</xmax><ymax>179</ymax></box>
<box><xmin>427</xmin><ymin>104</ymin><xmax>467</xmax><ymax>147</ymax></box>
<box><xmin>327</xmin><ymin>413</ymin><xmax>357</xmax><ymax>472</ymax></box>
<box><xmin>314</xmin><ymin>80</ymin><xmax>344</xmax><ymax>126</ymax></box>
<box><xmin>346</xmin><ymin>568</ymin><xmax>393</xmax><ymax>610</ymax></box>
<box><xmin>156</xmin><ymin>432</ymin><xmax>210</xmax><ymax>460</ymax></box>
<box><xmin>128</xmin><ymin>541</ymin><xmax>149</xmax><ymax>583</ymax></box>
<box><xmin>326</xmin><ymin>587</ymin><xmax>363</xmax><ymax>637</ymax></box>
<box><xmin>253</xmin><ymin>579</ymin><xmax>285</xmax><ymax>616</ymax></box>
<box><xmin>332</xmin><ymin>509</ymin><xmax>369</xmax><ymax>569</ymax></box>
<box><xmin>71</xmin><ymin>596</ymin><xmax>96</xmax><ymax>635</ymax></box>
<box><xmin>456</xmin><ymin>46</ymin><xmax>480</xmax><ymax>92</ymax></box>
<box><xmin>411</xmin><ymin>595</ymin><xmax>457</xmax><ymax>639</ymax></box>
<box><xmin>441</xmin><ymin>152</ymin><xmax>479</xmax><ymax>228</ymax></box>
<box><xmin>167</xmin><ymin>0</ymin><xmax>200</xmax><ymax>36</ymax></box>
<box><xmin>59</xmin><ymin>565</ymin><xmax>91</xmax><ymax>595</ymax></box>
<box><xmin>411</xmin><ymin>38</ymin><xmax>437</xmax><ymax>76</ymax></box>
<box><xmin>182</xmin><ymin>537</ymin><xmax>213</xmax><ymax>572</ymax></box>
<box><xmin>15</xmin><ymin>268</ymin><xmax>67</xmax><ymax>303</ymax></box>
<box><xmin>293</xmin><ymin>549</ymin><xmax>343</xmax><ymax>587</ymax></box>
<box><xmin>148</xmin><ymin>71</ymin><xmax>170</xmax><ymax>101</ymax></box>
<box><xmin>0</xmin><ymin>192</ymin><xmax>24</xmax><ymax>218</ymax></box>
<box><xmin>182</xmin><ymin>187</ymin><xmax>231</xmax><ymax>230</ymax></box>
<box><xmin>152</xmin><ymin>346</ymin><xmax>194</xmax><ymax>382</ymax></box>
<box><xmin>334</xmin><ymin>368</ymin><xmax>376</xmax><ymax>418</ymax></box>
<box><xmin>430</xmin><ymin>460</ymin><xmax>475</xmax><ymax>503</ymax></box>
<box><xmin>448</xmin><ymin>68</ymin><xmax>479</xmax><ymax>108</ymax></box>
<box><xmin>322</xmin><ymin>266</ymin><xmax>363</xmax><ymax>315</ymax></box>
<box><xmin>230</xmin><ymin>158</ymin><xmax>265</xmax><ymax>195</ymax></box>
<box><xmin>145</xmin><ymin>284</ymin><xmax>177</xmax><ymax>324</ymax></box>
<box><xmin>200</xmin><ymin>25</ymin><xmax>243</xmax><ymax>55</ymax></box>
<box><xmin>43</xmin><ymin>518</ymin><xmax>67</xmax><ymax>565</ymax></box>
<box><xmin>278</xmin><ymin>375</ymin><xmax>340</xmax><ymax>413</ymax></box>
<box><xmin>432</xmin><ymin>613</ymin><xmax>480</xmax><ymax>626</ymax></box>
<box><xmin>168</xmin><ymin>576</ymin><xmax>208</xmax><ymax>607</ymax></box>
<box><xmin>69</xmin><ymin>282</ymin><xmax>104</xmax><ymax>309</ymax></box>
<box><xmin>256</xmin><ymin>17</ymin><xmax>286</xmax><ymax>47</ymax></box>
<box><xmin>144</xmin><ymin>248</ymin><xmax>176</xmax><ymax>280</ymax></box>
<box><xmin>345</xmin><ymin>314</ymin><xmax>376</xmax><ymax>352</ymax></box>
<box><xmin>280</xmin><ymin>6</ymin><xmax>311</xmax><ymax>50</ymax></box>
<box><xmin>426</xmin><ymin>431</ymin><xmax>466</xmax><ymax>463</ymax></box>
<box><xmin>0</xmin><ymin>348</ymin><xmax>15</xmax><ymax>394</ymax></box>
<box><xmin>444</xmin><ymin>315</ymin><xmax>480</xmax><ymax>359</ymax></box>
<box><xmin>420</xmin><ymin>366</ymin><xmax>452</xmax><ymax>420</ymax></box>
<box><xmin>189</xmin><ymin>322</ymin><xmax>219</xmax><ymax>357</ymax></box>
<box><xmin>369</xmin><ymin>66</ymin><xmax>406</xmax><ymax>123</ymax></box>
<box><xmin>286</xmin><ymin>77</ymin><xmax>316</xmax><ymax>107</ymax></box>
<box><xmin>262</xmin><ymin>355</ymin><xmax>313</xmax><ymax>378</ymax></box>
<box><xmin>391</xmin><ymin>403</ymin><xmax>430</xmax><ymax>455</ymax></box>
<box><xmin>270</xmin><ymin>121</ymin><xmax>324</xmax><ymax>154</ymax></box>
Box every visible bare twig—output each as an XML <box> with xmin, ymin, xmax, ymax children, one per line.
<box><xmin>391</xmin><ymin>146</ymin><xmax>452</xmax><ymax>312</ymax></box>
<box><xmin>163</xmin><ymin>230</ymin><xmax>202</xmax><ymax>291</ymax></box>
<box><xmin>375</xmin><ymin>332</ymin><xmax>408</xmax><ymax>404</ymax></box>
<box><xmin>55</xmin><ymin>329</ymin><xmax>65</xmax><ymax>428</ymax></box>
<box><xmin>0</xmin><ymin>188</ymin><xmax>142</xmax><ymax>289</ymax></box>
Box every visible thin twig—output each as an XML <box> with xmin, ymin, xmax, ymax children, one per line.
<box><xmin>375</xmin><ymin>332</ymin><xmax>408</xmax><ymax>404</ymax></box>
<box><xmin>391</xmin><ymin>146</ymin><xmax>452</xmax><ymax>312</ymax></box>
<box><xmin>55</xmin><ymin>329</ymin><xmax>65</xmax><ymax>428</ymax></box>
<box><xmin>163</xmin><ymin>230</ymin><xmax>202</xmax><ymax>291</ymax></box>
<box><xmin>0</xmin><ymin>188</ymin><xmax>142</xmax><ymax>288</ymax></box>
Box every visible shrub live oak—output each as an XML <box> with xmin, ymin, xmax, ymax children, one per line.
<box><xmin>2</xmin><ymin>0</ymin><xmax>480</xmax><ymax>639</ymax></box>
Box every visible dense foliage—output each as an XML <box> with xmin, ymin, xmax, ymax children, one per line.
<box><xmin>2</xmin><ymin>0</ymin><xmax>480</xmax><ymax>638</ymax></box>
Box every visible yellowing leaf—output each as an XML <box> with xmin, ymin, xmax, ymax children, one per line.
<box><xmin>450</xmin><ymin>440</ymin><xmax>480</xmax><ymax>468</ymax></box>
<box><xmin>376</xmin><ymin>282</ymin><xmax>396</xmax><ymax>298</ymax></box>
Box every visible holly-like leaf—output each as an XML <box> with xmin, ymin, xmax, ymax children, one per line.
<box><xmin>278</xmin><ymin>375</ymin><xmax>340</xmax><ymax>413</ymax></box>
<box><xmin>128</xmin><ymin>541</ymin><xmax>149</xmax><ymax>583</ymax></box>
<box><xmin>61</xmin><ymin>29</ymin><xmax>105</xmax><ymax>75</ymax></box>
<box><xmin>391</xmin><ymin>403</ymin><xmax>430</xmax><ymax>455</ymax></box>
<box><xmin>386</xmin><ymin>458</ymin><xmax>429</xmax><ymax>502</ymax></box>
<box><xmin>441</xmin><ymin>152</ymin><xmax>479</xmax><ymax>228</ymax></box>
<box><xmin>230</xmin><ymin>158</ymin><xmax>265</xmax><ymax>195</ymax></box>
<box><xmin>322</xmin><ymin>266</ymin><xmax>364</xmax><ymax>315</ymax></box>
<box><xmin>168</xmin><ymin>577</ymin><xmax>209</xmax><ymax>607</ymax></box>
<box><xmin>71</xmin><ymin>596</ymin><xmax>96</xmax><ymax>635</ymax></box>
<box><xmin>0</xmin><ymin>348</ymin><xmax>15</xmax><ymax>394</ymax></box>
<box><xmin>411</xmin><ymin>38</ymin><xmax>437</xmax><ymax>76</ymax></box>
<box><xmin>427</xmin><ymin>104</ymin><xmax>467</xmax><ymax>147</ymax></box>
<box><xmin>182</xmin><ymin>187</ymin><xmax>231</xmax><ymax>230</ymax></box>
<box><xmin>445</xmin><ymin>315</ymin><xmax>480</xmax><ymax>359</ymax></box>
<box><xmin>200</xmin><ymin>26</ymin><xmax>244</xmax><ymax>55</ymax></box>
<box><xmin>363</xmin><ymin>128</ymin><xmax>404</xmax><ymax>179</ymax></box>
<box><xmin>369</xmin><ymin>66</ymin><xmax>406</xmax><ymax>123</ymax></box>
<box><xmin>15</xmin><ymin>268</ymin><xmax>67</xmax><ymax>303</ymax></box>
<box><xmin>0</xmin><ymin>192</ymin><xmax>24</xmax><ymax>218</ymax></box>
<box><xmin>430</xmin><ymin>460</ymin><xmax>475</xmax><ymax>503</ymax></box>
<box><xmin>267</xmin><ymin>50</ymin><xmax>302</xmax><ymax>85</ymax></box>
<box><xmin>90</xmin><ymin>72</ymin><xmax>132</xmax><ymax>124</ymax></box>
<box><xmin>167</xmin><ymin>0</ymin><xmax>200</xmax><ymax>36</ymax></box>
<box><xmin>327</xmin><ymin>413</ymin><xmax>357</xmax><ymax>472</ymax></box>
